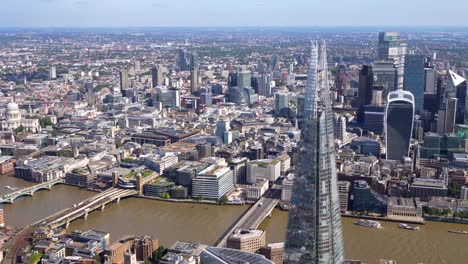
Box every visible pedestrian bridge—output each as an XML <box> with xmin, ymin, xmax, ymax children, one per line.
<box><xmin>0</xmin><ymin>178</ymin><xmax>64</xmax><ymax>204</ymax></box>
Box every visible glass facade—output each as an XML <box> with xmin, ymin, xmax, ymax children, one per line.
<box><xmin>285</xmin><ymin>42</ymin><xmax>345</xmax><ymax>264</ymax></box>
<box><xmin>404</xmin><ymin>55</ymin><xmax>425</xmax><ymax>113</ymax></box>
<box><xmin>385</xmin><ymin>90</ymin><xmax>415</xmax><ymax>160</ymax></box>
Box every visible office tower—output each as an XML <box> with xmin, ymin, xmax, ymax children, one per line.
<box><xmin>275</xmin><ymin>92</ymin><xmax>289</xmax><ymax>117</ymax></box>
<box><xmin>0</xmin><ymin>208</ymin><xmax>4</xmax><ymax>227</ymax></box>
<box><xmin>237</xmin><ymin>66</ymin><xmax>252</xmax><ymax>88</ymax></box>
<box><xmin>200</xmin><ymin>90</ymin><xmax>212</xmax><ymax>107</ymax></box>
<box><xmin>358</xmin><ymin>65</ymin><xmax>374</xmax><ymax>123</ymax></box>
<box><xmin>404</xmin><ymin>55</ymin><xmax>425</xmax><ymax>113</ymax></box>
<box><xmin>373</xmin><ymin>61</ymin><xmax>397</xmax><ymax>98</ymax></box>
<box><xmin>385</xmin><ymin>89</ymin><xmax>415</xmax><ymax>160</ymax></box>
<box><xmin>334</xmin><ymin>114</ymin><xmax>347</xmax><ymax>143</ymax></box>
<box><xmin>272</xmin><ymin>54</ymin><xmax>279</xmax><ymax>71</ymax></box>
<box><xmin>456</xmin><ymin>79</ymin><xmax>467</xmax><ymax>124</ymax></box>
<box><xmin>335</xmin><ymin>62</ymin><xmax>347</xmax><ymax>96</ymax></box>
<box><xmin>285</xmin><ymin>42</ymin><xmax>345</xmax><ymax>263</ymax></box>
<box><xmin>49</xmin><ymin>66</ymin><xmax>57</xmax><ymax>79</ymax></box>
<box><xmin>134</xmin><ymin>61</ymin><xmax>140</xmax><ymax>73</ymax></box>
<box><xmin>120</xmin><ymin>68</ymin><xmax>130</xmax><ymax>92</ymax></box>
<box><xmin>228</xmin><ymin>71</ymin><xmax>238</xmax><ymax>88</ymax></box>
<box><xmin>259</xmin><ymin>74</ymin><xmax>272</xmax><ymax>97</ymax></box>
<box><xmin>178</xmin><ymin>49</ymin><xmax>188</xmax><ymax>71</ymax></box>
<box><xmin>151</xmin><ymin>65</ymin><xmax>163</xmax><ymax>88</ymax></box>
<box><xmin>170</xmin><ymin>89</ymin><xmax>181</xmax><ymax>108</ymax></box>
<box><xmin>377</xmin><ymin>32</ymin><xmax>407</xmax><ymax>88</ymax></box>
<box><xmin>190</xmin><ymin>53</ymin><xmax>199</xmax><ymax>94</ymax></box>
<box><xmin>424</xmin><ymin>57</ymin><xmax>437</xmax><ymax>95</ymax></box>
<box><xmin>448</xmin><ymin>71</ymin><xmax>468</xmax><ymax>124</ymax></box>
<box><xmin>364</xmin><ymin>87</ymin><xmax>385</xmax><ymax>134</ymax></box>
<box><xmin>437</xmin><ymin>97</ymin><xmax>458</xmax><ymax>135</ymax></box>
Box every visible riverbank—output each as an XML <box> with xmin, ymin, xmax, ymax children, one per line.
<box><xmin>342</xmin><ymin>213</ymin><xmax>426</xmax><ymax>224</ymax></box>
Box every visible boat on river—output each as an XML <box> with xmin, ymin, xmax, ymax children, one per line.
<box><xmin>354</xmin><ymin>219</ymin><xmax>382</xmax><ymax>229</ymax></box>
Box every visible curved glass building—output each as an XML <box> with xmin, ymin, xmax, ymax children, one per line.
<box><xmin>385</xmin><ymin>89</ymin><xmax>415</xmax><ymax>160</ymax></box>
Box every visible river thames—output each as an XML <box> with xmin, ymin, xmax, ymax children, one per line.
<box><xmin>1</xmin><ymin>175</ymin><xmax>467</xmax><ymax>264</ymax></box>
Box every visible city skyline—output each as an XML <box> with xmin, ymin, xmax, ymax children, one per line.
<box><xmin>1</xmin><ymin>0</ymin><xmax>468</xmax><ymax>28</ymax></box>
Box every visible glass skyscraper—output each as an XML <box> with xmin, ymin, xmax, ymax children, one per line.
<box><xmin>385</xmin><ymin>89</ymin><xmax>415</xmax><ymax>160</ymax></box>
<box><xmin>285</xmin><ymin>42</ymin><xmax>345</xmax><ymax>263</ymax></box>
<box><xmin>404</xmin><ymin>55</ymin><xmax>425</xmax><ymax>113</ymax></box>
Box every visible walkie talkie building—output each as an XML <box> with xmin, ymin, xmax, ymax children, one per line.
<box><xmin>285</xmin><ymin>42</ymin><xmax>345</xmax><ymax>264</ymax></box>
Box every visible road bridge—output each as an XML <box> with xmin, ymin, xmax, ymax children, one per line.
<box><xmin>214</xmin><ymin>188</ymin><xmax>280</xmax><ymax>247</ymax></box>
<box><xmin>0</xmin><ymin>178</ymin><xmax>64</xmax><ymax>204</ymax></box>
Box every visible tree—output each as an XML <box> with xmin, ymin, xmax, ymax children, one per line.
<box><xmin>219</xmin><ymin>195</ymin><xmax>229</xmax><ymax>205</ymax></box>
<box><xmin>197</xmin><ymin>195</ymin><xmax>204</xmax><ymax>201</ymax></box>
<box><xmin>153</xmin><ymin>246</ymin><xmax>168</xmax><ymax>262</ymax></box>
<box><xmin>448</xmin><ymin>182</ymin><xmax>462</xmax><ymax>198</ymax></box>
<box><xmin>442</xmin><ymin>208</ymin><xmax>451</xmax><ymax>216</ymax></box>
<box><xmin>161</xmin><ymin>192</ymin><xmax>171</xmax><ymax>199</ymax></box>
<box><xmin>39</xmin><ymin>117</ymin><xmax>54</xmax><ymax>128</ymax></box>
<box><xmin>15</xmin><ymin>125</ymin><xmax>24</xmax><ymax>133</ymax></box>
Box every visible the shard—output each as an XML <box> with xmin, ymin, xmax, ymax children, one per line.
<box><xmin>285</xmin><ymin>42</ymin><xmax>345</xmax><ymax>264</ymax></box>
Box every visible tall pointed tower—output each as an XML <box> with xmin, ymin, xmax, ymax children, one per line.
<box><xmin>285</xmin><ymin>42</ymin><xmax>345</xmax><ymax>264</ymax></box>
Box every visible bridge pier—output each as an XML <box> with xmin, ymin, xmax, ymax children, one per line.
<box><xmin>83</xmin><ymin>211</ymin><xmax>88</xmax><ymax>220</ymax></box>
<box><xmin>30</xmin><ymin>190</ymin><xmax>35</xmax><ymax>196</ymax></box>
<box><xmin>9</xmin><ymin>198</ymin><xmax>14</xmax><ymax>204</ymax></box>
<box><xmin>100</xmin><ymin>204</ymin><xmax>105</xmax><ymax>211</ymax></box>
<box><xmin>115</xmin><ymin>197</ymin><xmax>121</xmax><ymax>203</ymax></box>
<box><xmin>66</xmin><ymin>220</ymin><xmax>70</xmax><ymax>228</ymax></box>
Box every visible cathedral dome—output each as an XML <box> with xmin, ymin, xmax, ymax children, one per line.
<box><xmin>6</xmin><ymin>101</ymin><xmax>19</xmax><ymax>112</ymax></box>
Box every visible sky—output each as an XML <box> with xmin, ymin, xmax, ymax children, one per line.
<box><xmin>1</xmin><ymin>0</ymin><xmax>467</xmax><ymax>28</ymax></box>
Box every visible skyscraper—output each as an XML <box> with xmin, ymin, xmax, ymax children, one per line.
<box><xmin>285</xmin><ymin>42</ymin><xmax>345</xmax><ymax>263</ymax></box>
<box><xmin>385</xmin><ymin>89</ymin><xmax>415</xmax><ymax>160</ymax></box>
<box><xmin>373</xmin><ymin>61</ymin><xmax>397</xmax><ymax>98</ymax></box>
<box><xmin>151</xmin><ymin>65</ymin><xmax>163</xmax><ymax>88</ymax></box>
<box><xmin>358</xmin><ymin>65</ymin><xmax>374</xmax><ymax>123</ymax></box>
<box><xmin>378</xmin><ymin>32</ymin><xmax>407</xmax><ymax>89</ymax></box>
<box><xmin>49</xmin><ymin>66</ymin><xmax>57</xmax><ymax>79</ymax></box>
<box><xmin>178</xmin><ymin>49</ymin><xmax>188</xmax><ymax>71</ymax></box>
<box><xmin>190</xmin><ymin>52</ymin><xmax>199</xmax><ymax>94</ymax></box>
<box><xmin>237</xmin><ymin>66</ymin><xmax>252</xmax><ymax>88</ymax></box>
<box><xmin>335</xmin><ymin>62</ymin><xmax>347</xmax><ymax>96</ymax></box>
<box><xmin>120</xmin><ymin>68</ymin><xmax>129</xmax><ymax>92</ymax></box>
<box><xmin>404</xmin><ymin>55</ymin><xmax>425</xmax><ymax>113</ymax></box>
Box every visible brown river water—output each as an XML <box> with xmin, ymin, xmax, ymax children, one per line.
<box><xmin>1</xmin><ymin>174</ymin><xmax>467</xmax><ymax>264</ymax></box>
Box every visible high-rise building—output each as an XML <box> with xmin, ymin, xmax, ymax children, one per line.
<box><xmin>377</xmin><ymin>32</ymin><xmax>408</xmax><ymax>89</ymax></box>
<box><xmin>190</xmin><ymin>52</ymin><xmax>199</xmax><ymax>94</ymax></box>
<box><xmin>285</xmin><ymin>42</ymin><xmax>345</xmax><ymax>263</ymax></box>
<box><xmin>404</xmin><ymin>55</ymin><xmax>425</xmax><ymax>113</ymax></box>
<box><xmin>275</xmin><ymin>92</ymin><xmax>289</xmax><ymax>117</ymax></box>
<box><xmin>363</xmin><ymin>87</ymin><xmax>385</xmax><ymax>135</ymax></box>
<box><xmin>237</xmin><ymin>66</ymin><xmax>252</xmax><ymax>88</ymax></box>
<box><xmin>385</xmin><ymin>89</ymin><xmax>415</xmax><ymax>160</ymax></box>
<box><xmin>178</xmin><ymin>49</ymin><xmax>188</xmax><ymax>71</ymax></box>
<box><xmin>120</xmin><ymin>68</ymin><xmax>130</xmax><ymax>92</ymax></box>
<box><xmin>49</xmin><ymin>66</ymin><xmax>57</xmax><ymax>79</ymax></box>
<box><xmin>358</xmin><ymin>65</ymin><xmax>374</xmax><ymax>123</ymax></box>
<box><xmin>151</xmin><ymin>65</ymin><xmax>163</xmax><ymax>88</ymax></box>
<box><xmin>373</xmin><ymin>61</ymin><xmax>397</xmax><ymax>98</ymax></box>
<box><xmin>437</xmin><ymin>97</ymin><xmax>458</xmax><ymax>135</ymax></box>
<box><xmin>0</xmin><ymin>208</ymin><xmax>4</xmax><ymax>227</ymax></box>
<box><xmin>424</xmin><ymin>57</ymin><xmax>437</xmax><ymax>95</ymax></box>
<box><xmin>335</xmin><ymin>62</ymin><xmax>347</xmax><ymax>96</ymax></box>
<box><xmin>259</xmin><ymin>74</ymin><xmax>273</xmax><ymax>97</ymax></box>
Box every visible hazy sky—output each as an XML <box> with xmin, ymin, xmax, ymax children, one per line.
<box><xmin>2</xmin><ymin>0</ymin><xmax>467</xmax><ymax>27</ymax></box>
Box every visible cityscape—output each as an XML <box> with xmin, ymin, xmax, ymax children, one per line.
<box><xmin>0</xmin><ymin>2</ymin><xmax>468</xmax><ymax>264</ymax></box>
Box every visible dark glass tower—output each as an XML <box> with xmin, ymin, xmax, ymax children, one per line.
<box><xmin>285</xmin><ymin>42</ymin><xmax>345</xmax><ymax>263</ymax></box>
<box><xmin>385</xmin><ymin>89</ymin><xmax>415</xmax><ymax>160</ymax></box>
<box><xmin>404</xmin><ymin>54</ymin><xmax>425</xmax><ymax>113</ymax></box>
